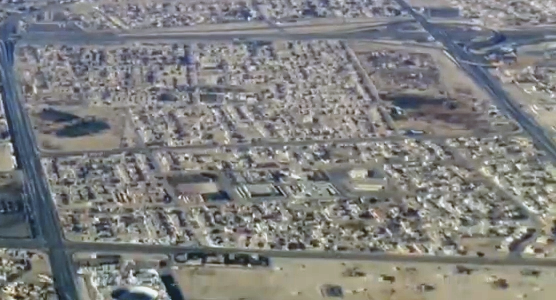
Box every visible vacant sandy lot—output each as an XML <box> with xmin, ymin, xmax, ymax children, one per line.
<box><xmin>350</xmin><ymin>42</ymin><xmax>491</xmax><ymax>100</ymax></box>
<box><xmin>0</xmin><ymin>143</ymin><xmax>15</xmax><ymax>172</ymax></box>
<box><xmin>405</xmin><ymin>0</ymin><xmax>453</xmax><ymax>7</ymax></box>
<box><xmin>495</xmin><ymin>51</ymin><xmax>556</xmax><ymax>135</ymax></box>
<box><xmin>350</xmin><ymin>42</ymin><xmax>494</xmax><ymax>135</ymax></box>
<box><xmin>31</xmin><ymin>106</ymin><xmax>136</xmax><ymax>153</ymax></box>
<box><xmin>0</xmin><ymin>249</ymin><xmax>52</xmax><ymax>282</ymax></box>
<box><xmin>176</xmin><ymin>258</ymin><xmax>556</xmax><ymax>300</ymax></box>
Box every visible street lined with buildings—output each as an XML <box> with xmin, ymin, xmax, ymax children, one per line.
<box><xmin>2</xmin><ymin>1</ymin><xmax>556</xmax><ymax>300</ymax></box>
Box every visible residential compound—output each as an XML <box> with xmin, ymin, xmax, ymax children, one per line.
<box><xmin>12</xmin><ymin>33</ymin><xmax>556</xmax><ymax>258</ymax></box>
<box><xmin>1</xmin><ymin>0</ymin><xmax>556</xmax><ymax>299</ymax></box>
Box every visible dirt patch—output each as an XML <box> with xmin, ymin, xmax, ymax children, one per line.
<box><xmin>30</xmin><ymin>106</ymin><xmax>136</xmax><ymax>153</ymax></box>
<box><xmin>0</xmin><ymin>143</ymin><xmax>15</xmax><ymax>172</ymax></box>
<box><xmin>405</xmin><ymin>0</ymin><xmax>454</xmax><ymax>7</ymax></box>
<box><xmin>68</xmin><ymin>2</ymin><xmax>97</xmax><ymax>15</ymax></box>
<box><xmin>507</xmin><ymin>55</ymin><xmax>541</xmax><ymax>71</ymax></box>
<box><xmin>175</xmin><ymin>258</ymin><xmax>556</xmax><ymax>300</ymax></box>
<box><xmin>458</xmin><ymin>237</ymin><xmax>508</xmax><ymax>258</ymax></box>
<box><xmin>6</xmin><ymin>250</ymin><xmax>52</xmax><ymax>283</ymax></box>
<box><xmin>350</xmin><ymin>41</ymin><xmax>506</xmax><ymax>135</ymax></box>
<box><xmin>383</xmin><ymin>93</ymin><xmax>489</xmax><ymax>135</ymax></box>
<box><xmin>350</xmin><ymin>41</ymin><xmax>490</xmax><ymax>98</ymax></box>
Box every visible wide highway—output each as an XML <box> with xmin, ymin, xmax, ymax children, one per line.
<box><xmin>394</xmin><ymin>0</ymin><xmax>556</xmax><ymax>161</ymax></box>
<box><xmin>19</xmin><ymin>30</ymin><xmax>425</xmax><ymax>45</ymax></box>
<box><xmin>40</xmin><ymin>131</ymin><xmax>517</xmax><ymax>158</ymax></box>
<box><xmin>17</xmin><ymin>19</ymin><xmax>431</xmax><ymax>46</ymax></box>
<box><xmin>0</xmin><ymin>20</ymin><xmax>79</xmax><ymax>300</ymax></box>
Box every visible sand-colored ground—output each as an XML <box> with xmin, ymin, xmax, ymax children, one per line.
<box><xmin>0</xmin><ymin>143</ymin><xmax>15</xmax><ymax>172</ymax></box>
<box><xmin>22</xmin><ymin>252</ymin><xmax>52</xmax><ymax>280</ymax></box>
<box><xmin>176</xmin><ymin>258</ymin><xmax>556</xmax><ymax>300</ymax></box>
<box><xmin>68</xmin><ymin>2</ymin><xmax>97</xmax><ymax>15</ymax></box>
<box><xmin>32</xmin><ymin>106</ymin><xmax>137</xmax><ymax>153</ymax></box>
<box><xmin>0</xmin><ymin>171</ymin><xmax>23</xmax><ymax>195</ymax></box>
<box><xmin>458</xmin><ymin>237</ymin><xmax>507</xmax><ymax>258</ymax></box>
<box><xmin>495</xmin><ymin>52</ymin><xmax>556</xmax><ymax>136</ymax></box>
<box><xmin>350</xmin><ymin>42</ymin><xmax>493</xmax><ymax>135</ymax></box>
<box><xmin>396</xmin><ymin>118</ymin><xmax>470</xmax><ymax>135</ymax></box>
<box><xmin>405</xmin><ymin>0</ymin><xmax>454</xmax><ymax>7</ymax></box>
<box><xmin>425</xmin><ymin>47</ymin><xmax>490</xmax><ymax>101</ymax></box>
<box><xmin>122</xmin><ymin>19</ymin><xmax>390</xmax><ymax>38</ymax></box>
<box><xmin>507</xmin><ymin>54</ymin><xmax>542</xmax><ymax>71</ymax></box>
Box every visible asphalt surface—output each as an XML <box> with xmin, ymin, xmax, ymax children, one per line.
<box><xmin>18</xmin><ymin>22</ymin><xmax>430</xmax><ymax>45</ymax></box>
<box><xmin>2</xmin><ymin>237</ymin><xmax>556</xmax><ymax>269</ymax></box>
<box><xmin>40</xmin><ymin>132</ymin><xmax>513</xmax><ymax>158</ymax></box>
<box><xmin>0</xmin><ymin>20</ymin><xmax>79</xmax><ymax>300</ymax></box>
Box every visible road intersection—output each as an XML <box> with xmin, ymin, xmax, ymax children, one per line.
<box><xmin>0</xmin><ymin>5</ymin><xmax>555</xmax><ymax>300</ymax></box>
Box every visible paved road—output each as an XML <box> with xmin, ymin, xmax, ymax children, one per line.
<box><xmin>39</xmin><ymin>132</ymin><xmax>517</xmax><ymax>158</ymax></box>
<box><xmin>18</xmin><ymin>22</ymin><xmax>430</xmax><ymax>45</ymax></box>
<box><xmin>0</xmin><ymin>6</ymin><xmax>553</xmax><ymax>299</ymax></box>
<box><xmin>65</xmin><ymin>241</ymin><xmax>556</xmax><ymax>268</ymax></box>
<box><xmin>394</xmin><ymin>0</ymin><xmax>556</xmax><ymax>162</ymax></box>
<box><xmin>0</xmin><ymin>21</ymin><xmax>78</xmax><ymax>300</ymax></box>
<box><xmin>19</xmin><ymin>31</ymin><xmax>376</xmax><ymax>43</ymax></box>
<box><xmin>395</xmin><ymin>0</ymin><xmax>556</xmax><ymax>257</ymax></box>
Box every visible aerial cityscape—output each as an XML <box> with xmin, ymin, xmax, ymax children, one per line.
<box><xmin>1</xmin><ymin>0</ymin><xmax>556</xmax><ymax>299</ymax></box>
